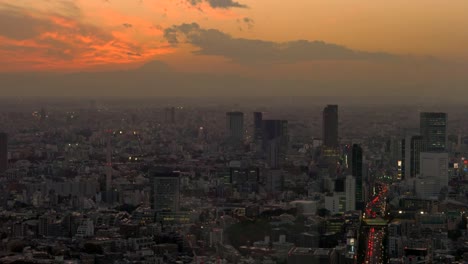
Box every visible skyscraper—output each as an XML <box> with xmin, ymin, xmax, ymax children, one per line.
<box><xmin>416</xmin><ymin>152</ymin><xmax>449</xmax><ymax>198</ymax></box>
<box><xmin>401</xmin><ymin>129</ymin><xmax>420</xmax><ymax>180</ymax></box>
<box><xmin>262</xmin><ymin>120</ymin><xmax>288</xmax><ymax>168</ymax></box>
<box><xmin>410</xmin><ymin>135</ymin><xmax>426</xmax><ymax>177</ymax></box>
<box><xmin>150</xmin><ymin>168</ymin><xmax>180</xmax><ymax>212</ymax></box>
<box><xmin>226</xmin><ymin>112</ymin><xmax>244</xmax><ymax>143</ymax></box>
<box><xmin>352</xmin><ymin>144</ymin><xmax>363</xmax><ymax>210</ymax></box>
<box><xmin>323</xmin><ymin>105</ymin><xmax>338</xmax><ymax>148</ymax></box>
<box><xmin>267</xmin><ymin>139</ymin><xmax>280</xmax><ymax>169</ymax></box>
<box><xmin>0</xmin><ymin>132</ymin><xmax>7</xmax><ymax>173</ymax></box>
<box><xmin>345</xmin><ymin>175</ymin><xmax>356</xmax><ymax>211</ymax></box>
<box><xmin>420</xmin><ymin>112</ymin><xmax>447</xmax><ymax>152</ymax></box>
<box><xmin>253</xmin><ymin>112</ymin><xmax>263</xmax><ymax>142</ymax></box>
<box><xmin>262</xmin><ymin>120</ymin><xmax>288</xmax><ymax>149</ymax></box>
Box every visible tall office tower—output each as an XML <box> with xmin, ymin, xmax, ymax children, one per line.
<box><xmin>322</xmin><ymin>105</ymin><xmax>339</xmax><ymax>148</ymax></box>
<box><xmin>351</xmin><ymin>144</ymin><xmax>363</xmax><ymax>210</ymax></box>
<box><xmin>401</xmin><ymin>129</ymin><xmax>420</xmax><ymax>180</ymax></box>
<box><xmin>390</xmin><ymin>137</ymin><xmax>403</xmax><ymax>165</ymax></box>
<box><xmin>262</xmin><ymin>120</ymin><xmax>288</xmax><ymax>149</ymax></box>
<box><xmin>0</xmin><ymin>132</ymin><xmax>7</xmax><ymax>173</ymax></box>
<box><xmin>267</xmin><ymin>139</ymin><xmax>280</xmax><ymax>169</ymax></box>
<box><xmin>150</xmin><ymin>168</ymin><xmax>180</xmax><ymax>212</ymax></box>
<box><xmin>226</xmin><ymin>112</ymin><xmax>244</xmax><ymax>143</ymax></box>
<box><xmin>420</xmin><ymin>112</ymin><xmax>447</xmax><ymax>152</ymax></box>
<box><xmin>345</xmin><ymin>175</ymin><xmax>356</xmax><ymax>211</ymax></box>
<box><xmin>390</xmin><ymin>137</ymin><xmax>404</xmax><ymax>180</ymax></box>
<box><xmin>410</xmin><ymin>136</ymin><xmax>426</xmax><ymax>177</ymax></box>
<box><xmin>417</xmin><ymin>152</ymin><xmax>449</xmax><ymax>198</ymax></box>
<box><xmin>420</xmin><ymin>152</ymin><xmax>449</xmax><ymax>188</ymax></box>
<box><xmin>262</xmin><ymin>120</ymin><xmax>288</xmax><ymax>168</ymax></box>
<box><xmin>253</xmin><ymin>112</ymin><xmax>263</xmax><ymax>141</ymax></box>
<box><xmin>401</xmin><ymin>137</ymin><xmax>407</xmax><ymax>180</ymax></box>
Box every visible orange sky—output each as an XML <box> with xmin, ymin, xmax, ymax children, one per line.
<box><xmin>0</xmin><ymin>0</ymin><xmax>467</xmax><ymax>72</ymax></box>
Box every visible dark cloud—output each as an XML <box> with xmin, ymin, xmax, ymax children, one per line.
<box><xmin>123</xmin><ymin>23</ymin><xmax>133</xmax><ymax>28</ymax></box>
<box><xmin>235</xmin><ymin>17</ymin><xmax>254</xmax><ymax>32</ymax></box>
<box><xmin>164</xmin><ymin>23</ymin><xmax>398</xmax><ymax>64</ymax></box>
<box><xmin>0</xmin><ymin>7</ymin><xmax>54</xmax><ymax>40</ymax></box>
<box><xmin>243</xmin><ymin>17</ymin><xmax>252</xmax><ymax>23</ymax></box>
<box><xmin>188</xmin><ymin>0</ymin><xmax>247</xmax><ymax>9</ymax></box>
<box><xmin>127</xmin><ymin>52</ymin><xmax>142</xmax><ymax>57</ymax></box>
<box><xmin>239</xmin><ymin>17</ymin><xmax>254</xmax><ymax>30</ymax></box>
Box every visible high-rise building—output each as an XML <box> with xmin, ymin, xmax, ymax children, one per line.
<box><xmin>323</xmin><ymin>105</ymin><xmax>339</xmax><ymax>148</ymax></box>
<box><xmin>419</xmin><ymin>152</ymin><xmax>449</xmax><ymax>189</ymax></box>
<box><xmin>420</xmin><ymin>112</ymin><xmax>447</xmax><ymax>152</ymax></box>
<box><xmin>267</xmin><ymin>139</ymin><xmax>280</xmax><ymax>169</ymax></box>
<box><xmin>0</xmin><ymin>132</ymin><xmax>7</xmax><ymax>173</ymax></box>
<box><xmin>351</xmin><ymin>144</ymin><xmax>363</xmax><ymax>210</ymax></box>
<box><xmin>253</xmin><ymin>112</ymin><xmax>263</xmax><ymax>141</ymax></box>
<box><xmin>262</xmin><ymin>120</ymin><xmax>288</xmax><ymax>149</ymax></box>
<box><xmin>410</xmin><ymin>135</ymin><xmax>426</xmax><ymax>177</ymax></box>
<box><xmin>229</xmin><ymin>166</ymin><xmax>260</xmax><ymax>193</ymax></box>
<box><xmin>401</xmin><ymin>129</ymin><xmax>421</xmax><ymax>180</ymax></box>
<box><xmin>345</xmin><ymin>175</ymin><xmax>356</xmax><ymax>211</ymax></box>
<box><xmin>262</xmin><ymin>120</ymin><xmax>288</xmax><ymax>168</ymax></box>
<box><xmin>389</xmin><ymin>137</ymin><xmax>403</xmax><ymax>166</ymax></box>
<box><xmin>150</xmin><ymin>168</ymin><xmax>180</xmax><ymax>212</ymax></box>
<box><xmin>226</xmin><ymin>112</ymin><xmax>244</xmax><ymax>143</ymax></box>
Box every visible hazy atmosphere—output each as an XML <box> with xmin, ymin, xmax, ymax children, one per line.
<box><xmin>1</xmin><ymin>0</ymin><xmax>467</xmax><ymax>97</ymax></box>
<box><xmin>2</xmin><ymin>2</ymin><xmax>468</xmax><ymax>263</ymax></box>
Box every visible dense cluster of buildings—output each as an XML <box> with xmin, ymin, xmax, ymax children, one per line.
<box><xmin>0</xmin><ymin>99</ymin><xmax>467</xmax><ymax>264</ymax></box>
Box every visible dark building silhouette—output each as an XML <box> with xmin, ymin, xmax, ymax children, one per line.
<box><xmin>262</xmin><ymin>120</ymin><xmax>288</xmax><ymax>148</ymax></box>
<box><xmin>226</xmin><ymin>112</ymin><xmax>244</xmax><ymax>143</ymax></box>
<box><xmin>401</xmin><ymin>138</ymin><xmax>406</xmax><ymax>180</ymax></box>
<box><xmin>230</xmin><ymin>167</ymin><xmax>260</xmax><ymax>193</ymax></box>
<box><xmin>0</xmin><ymin>132</ymin><xmax>7</xmax><ymax>173</ymax></box>
<box><xmin>352</xmin><ymin>144</ymin><xmax>363</xmax><ymax>210</ymax></box>
<box><xmin>150</xmin><ymin>168</ymin><xmax>180</xmax><ymax>212</ymax></box>
<box><xmin>400</xmin><ymin>131</ymin><xmax>424</xmax><ymax>180</ymax></box>
<box><xmin>323</xmin><ymin>105</ymin><xmax>338</xmax><ymax>148</ymax></box>
<box><xmin>410</xmin><ymin>135</ymin><xmax>426</xmax><ymax>177</ymax></box>
<box><xmin>253</xmin><ymin>112</ymin><xmax>263</xmax><ymax>141</ymax></box>
<box><xmin>334</xmin><ymin>178</ymin><xmax>345</xmax><ymax>192</ymax></box>
<box><xmin>420</xmin><ymin>112</ymin><xmax>447</xmax><ymax>152</ymax></box>
<box><xmin>262</xmin><ymin>120</ymin><xmax>288</xmax><ymax>168</ymax></box>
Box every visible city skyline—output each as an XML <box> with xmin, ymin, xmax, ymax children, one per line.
<box><xmin>1</xmin><ymin>1</ymin><xmax>468</xmax><ymax>261</ymax></box>
<box><xmin>0</xmin><ymin>100</ymin><xmax>467</xmax><ymax>263</ymax></box>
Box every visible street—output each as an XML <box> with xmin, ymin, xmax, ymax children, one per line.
<box><xmin>362</xmin><ymin>183</ymin><xmax>388</xmax><ymax>264</ymax></box>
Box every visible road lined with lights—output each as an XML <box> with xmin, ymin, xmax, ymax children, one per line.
<box><xmin>363</xmin><ymin>183</ymin><xmax>388</xmax><ymax>264</ymax></box>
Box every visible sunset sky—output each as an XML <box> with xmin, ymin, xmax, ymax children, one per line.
<box><xmin>1</xmin><ymin>0</ymin><xmax>467</xmax><ymax>96</ymax></box>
